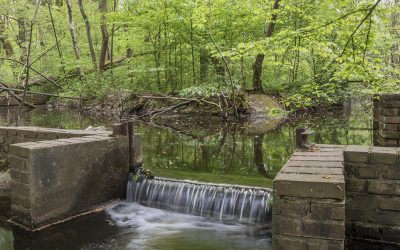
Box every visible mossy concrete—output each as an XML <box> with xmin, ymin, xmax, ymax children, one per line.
<box><xmin>0</xmin><ymin>126</ymin><xmax>129</xmax><ymax>231</ymax></box>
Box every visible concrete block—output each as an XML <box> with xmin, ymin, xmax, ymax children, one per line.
<box><xmin>380</xmin><ymin>93</ymin><xmax>400</xmax><ymax>101</ymax></box>
<box><xmin>310</xmin><ymin>202</ymin><xmax>344</xmax><ymax>221</ymax></box>
<box><xmin>7</xmin><ymin>128</ymin><xmax>18</xmax><ymax>136</ymax></box>
<box><xmin>357</xmin><ymin>167</ymin><xmax>378</xmax><ymax>179</ymax></box>
<box><xmin>381</xmin><ymin>167</ymin><xmax>400</xmax><ymax>180</ymax></box>
<box><xmin>353</xmin><ymin>223</ymin><xmax>382</xmax><ymax>240</ymax></box>
<box><xmin>380</xmin><ymin>130</ymin><xmax>400</xmax><ymax>139</ymax></box>
<box><xmin>274</xmin><ymin>174</ymin><xmax>345</xmax><ymax>199</ymax></box>
<box><xmin>11</xmin><ymin>195</ymin><xmax>31</xmax><ymax>209</ymax></box>
<box><xmin>0</xmin><ymin>128</ymin><xmax>7</xmax><ymax>135</ymax></box>
<box><xmin>274</xmin><ymin>199</ymin><xmax>309</xmax><ymax>218</ymax></box>
<box><xmin>382</xmin><ymin>226</ymin><xmax>400</xmax><ymax>242</ymax></box>
<box><xmin>10</xmin><ymin>181</ymin><xmax>29</xmax><ymax>195</ymax></box>
<box><xmin>10</xmin><ymin>169</ymin><xmax>30</xmax><ymax>184</ymax></box>
<box><xmin>346</xmin><ymin>193</ymin><xmax>378</xmax><ymax>211</ymax></box>
<box><xmin>369</xmin><ymin>147</ymin><xmax>397</xmax><ymax>165</ymax></box>
<box><xmin>273</xmin><ymin>235</ymin><xmax>307</xmax><ymax>250</ymax></box>
<box><xmin>306</xmin><ymin>239</ymin><xmax>343</xmax><ymax>250</ymax></box>
<box><xmin>368</xmin><ymin>180</ymin><xmax>400</xmax><ymax>195</ymax></box>
<box><xmin>346</xmin><ymin>178</ymin><xmax>367</xmax><ymax>192</ymax></box>
<box><xmin>383</xmin><ymin>115</ymin><xmax>400</xmax><ymax>125</ymax></box>
<box><xmin>9</xmin><ymin>155</ymin><xmax>29</xmax><ymax>171</ymax></box>
<box><xmin>9</xmin><ymin>135</ymin><xmax>129</xmax><ymax>229</ymax></box>
<box><xmin>344</xmin><ymin>146</ymin><xmax>369</xmax><ymax>163</ymax></box>
<box><xmin>380</xmin><ymin>123</ymin><xmax>399</xmax><ymax>132</ymax></box>
<box><xmin>303</xmin><ymin>220</ymin><xmax>344</xmax><ymax>240</ymax></box>
<box><xmin>346</xmin><ymin>209</ymin><xmax>368</xmax><ymax>222</ymax></box>
<box><xmin>379</xmin><ymin>198</ymin><xmax>400</xmax><ymax>212</ymax></box>
<box><xmin>382</xmin><ymin>108</ymin><xmax>400</xmax><ymax>116</ymax></box>
<box><xmin>273</xmin><ymin>216</ymin><xmax>303</xmax><ymax>236</ymax></box>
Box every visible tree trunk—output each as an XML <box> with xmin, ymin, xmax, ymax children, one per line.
<box><xmin>0</xmin><ymin>17</ymin><xmax>14</xmax><ymax>57</ymax></box>
<box><xmin>252</xmin><ymin>54</ymin><xmax>265</xmax><ymax>92</ymax></box>
<box><xmin>252</xmin><ymin>0</ymin><xmax>281</xmax><ymax>93</ymax></box>
<box><xmin>210</xmin><ymin>55</ymin><xmax>225</xmax><ymax>78</ymax></box>
<box><xmin>47</xmin><ymin>0</ymin><xmax>65</xmax><ymax>75</ymax></box>
<box><xmin>17</xmin><ymin>17</ymin><xmax>27</xmax><ymax>63</ymax></box>
<box><xmin>78</xmin><ymin>0</ymin><xmax>97</xmax><ymax>70</ymax></box>
<box><xmin>253</xmin><ymin>134</ymin><xmax>268</xmax><ymax>177</ymax></box>
<box><xmin>99</xmin><ymin>0</ymin><xmax>108</xmax><ymax>70</ymax></box>
<box><xmin>391</xmin><ymin>0</ymin><xmax>399</xmax><ymax>66</ymax></box>
<box><xmin>65</xmin><ymin>0</ymin><xmax>83</xmax><ymax>77</ymax></box>
<box><xmin>199</xmin><ymin>48</ymin><xmax>209</xmax><ymax>82</ymax></box>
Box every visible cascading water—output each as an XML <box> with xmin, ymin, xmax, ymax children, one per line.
<box><xmin>126</xmin><ymin>176</ymin><xmax>273</xmax><ymax>224</ymax></box>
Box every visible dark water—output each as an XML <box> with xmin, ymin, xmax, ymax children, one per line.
<box><xmin>0</xmin><ymin>98</ymin><xmax>372</xmax><ymax>249</ymax></box>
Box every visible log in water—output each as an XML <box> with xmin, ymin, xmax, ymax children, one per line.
<box><xmin>126</xmin><ymin>177</ymin><xmax>272</xmax><ymax>224</ymax></box>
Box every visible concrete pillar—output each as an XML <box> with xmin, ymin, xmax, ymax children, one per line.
<box><xmin>373</xmin><ymin>93</ymin><xmax>400</xmax><ymax>147</ymax></box>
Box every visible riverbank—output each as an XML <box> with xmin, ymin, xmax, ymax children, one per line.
<box><xmin>68</xmin><ymin>91</ymin><xmax>285</xmax><ymax>122</ymax></box>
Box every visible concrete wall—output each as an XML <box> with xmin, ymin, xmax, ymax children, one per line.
<box><xmin>273</xmin><ymin>144</ymin><xmax>400</xmax><ymax>249</ymax></box>
<box><xmin>272</xmin><ymin>145</ymin><xmax>345</xmax><ymax>250</ymax></box>
<box><xmin>0</xmin><ymin>127</ymin><xmax>105</xmax><ymax>161</ymax></box>
<box><xmin>344</xmin><ymin>146</ymin><xmax>400</xmax><ymax>249</ymax></box>
<box><xmin>373</xmin><ymin>93</ymin><xmax>400</xmax><ymax>147</ymax></box>
<box><xmin>0</xmin><ymin>126</ymin><xmax>128</xmax><ymax>230</ymax></box>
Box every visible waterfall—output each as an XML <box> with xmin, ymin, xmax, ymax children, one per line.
<box><xmin>126</xmin><ymin>177</ymin><xmax>272</xmax><ymax>224</ymax></box>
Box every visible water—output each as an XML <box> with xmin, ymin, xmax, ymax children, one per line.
<box><xmin>127</xmin><ymin>177</ymin><xmax>272</xmax><ymax>223</ymax></box>
<box><xmin>0</xmin><ymin>97</ymin><xmax>373</xmax><ymax>249</ymax></box>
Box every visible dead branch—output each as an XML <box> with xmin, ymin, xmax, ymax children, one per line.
<box><xmin>0</xmin><ymin>82</ymin><xmax>35</xmax><ymax>108</ymax></box>
<box><xmin>138</xmin><ymin>100</ymin><xmax>195</xmax><ymax>119</ymax></box>
<box><xmin>0</xmin><ymin>57</ymin><xmax>61</xmax><ymax>87</ymax></box>
<box><xmin>0</xmin><ymin>87</ymin><xmax>85</xmax><ymax>100</ymax></box>
<box><xmin>140</xmin><ymin>95</ymin><xmax>220</xmax><ymax>108</ymax></box>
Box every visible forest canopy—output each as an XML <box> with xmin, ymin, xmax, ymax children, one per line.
<box><xmin>0</xmin><ymin>0</ymin><xmax>398</xmax><ymax>110</ymax></box>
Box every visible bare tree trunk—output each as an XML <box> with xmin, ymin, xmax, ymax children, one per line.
<box><xmin>78</xmin><ymin>0</ymin><xmax>97</xmax><ymax>70</ymax></box>
<box><xmin>252</xmin><ymin>0</ymin><xmax>281</xmax><ymax>93</ymax></box>
<box><xmin>37</xmin><ymin>21</ymin><xmax>47</xmax><ymax>66</ymax></box>
<box><xmin>391</xmin><ymin>0</ymin><xmax>399</xmax><ymax>65</ymax></box>
<box><xmin>0</xmin><ymin>17</ymin><xmax>14</xmax><ymax>57</ymax></box>
<box><xmin>47</xmin><ymin>0</ymin><xmax>65</xmax><ymax>75</ymax></box>
<box><xmin>65</xmin><ymin>0</ymin><xmax>83</xmax><ymax>77</ymax></box>
<box><xmin>199</xmin><ymin>48</ymin><xmax>208</xmax><ymax>82</ymax></box>
<box><xmin>190</xmin><ymin>17</ymin><xmax>196</xmax><ymax>85</ymax></box>
<box><xmin>99</xmin><ymin>0</ymin><xmax>109</xmax><ymax>70</ymax></box>
<box><xmin>19</xmin><ymin>0</ymin><xmax>42</xmax><ymax>113</ymax></box>
<box><xmin>17</xmin><ymin>17</ymin><xmax>27</xmax><ymax>64</ymax></box>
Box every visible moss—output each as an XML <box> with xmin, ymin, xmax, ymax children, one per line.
<box><xmin>149</xmin><ymin>168</ymin><xmax>273</xmax><ymax>188</ymax></box>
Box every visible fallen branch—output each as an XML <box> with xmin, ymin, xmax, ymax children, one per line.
<box><xmin>140</xmin><ymin>95</ymin><xmax>221</xmax><ymax>108</ymax></box>
<box><xmin>0</xmin><ymin>57</ymin><xmax>61</xmax><ymax>88</ymax></box>
<box><xmin>0</xmin><ymin>82</ymin><xmax>35</xmax><ymax>108</ymax></box>
<box><xmin>138</xmin><ymin>100</ymin><xmax>195</xmax><ymax>119</ymax></box>
<box><xmin>0</xmin><ymin>87</ymin><xmax>86</xmax><ymax>100</ymax></box>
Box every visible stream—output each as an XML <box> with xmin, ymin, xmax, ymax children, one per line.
<box><xmin>0</xmin><ymin>98</ymin><xmax>372</xmax><ymax>249</ymax></box>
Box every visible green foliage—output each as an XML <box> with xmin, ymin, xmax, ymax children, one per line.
<box><xmin>0</xmin><ymin>0</ymin><xmax>398</xmax><ymax>111</ymax></box>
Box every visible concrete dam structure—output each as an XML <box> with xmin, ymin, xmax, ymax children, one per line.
<box><xmin>0</xmin><ymin>126</ymin><xmax>129</xmax><ymax>231</ymax></box>
<box><xmin>272</xmin><ymin>93</ymin><xmax>400</xmax><ymax>249</ymax></box>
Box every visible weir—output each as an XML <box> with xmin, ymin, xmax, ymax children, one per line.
<box><xmin>127</xmin><ymin>177</ymin><xmax>272</xmax><ymax>224</ymax></box>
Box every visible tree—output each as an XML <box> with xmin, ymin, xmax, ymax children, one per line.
<box><xmin>78</xmin><ymin>0</ymin><xmax>97</xmax><ymax>70</ymax></box>
<box><xmin>252</xmin><ymin>0</ymin><xmax>281</xmax><ymax>93</ymax></box>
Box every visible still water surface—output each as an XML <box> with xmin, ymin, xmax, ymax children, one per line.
<box><xmin>0</xmin><ymin>99</ymin><xmax>372</xmax><ymax>249</ymax></box>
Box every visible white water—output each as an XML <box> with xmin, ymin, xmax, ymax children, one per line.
<box><xmin>126</xmin><ymin>178</ymin><xmax>273</xmax><ymax>224</ymax></box>
<box><xmin>106</xmin><ymin>202</ymin><xmax>271</xmax><ymax>250</ymax></box>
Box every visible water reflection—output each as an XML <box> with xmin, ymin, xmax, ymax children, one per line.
<box><xmin>0</xmin><ymin>98</ymin><xmax>373</xmax><ymax>249</ymax></box>
<box><xmin>0</xmin><ymin>100</ymin><xmax>374</xmax><ymax>186</ymax></box>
